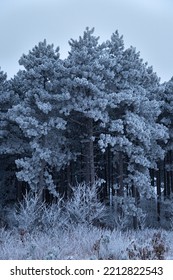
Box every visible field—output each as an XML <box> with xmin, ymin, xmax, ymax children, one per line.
<box><xmin>0</xmin><ymin>225</ymin><xmax>173</xmax><ymax>260</ymax></box>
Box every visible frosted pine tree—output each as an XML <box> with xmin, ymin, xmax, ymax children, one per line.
<box><xmin>0</xmin><ymin>69</ymin><xmax>27</xmax><ymax>203</ymax></box>
<box><xmin>98</xmin><ymin>33</ymin><xmax>168</xmax><ymax>228</ymax></box>
<box><xmin>62</xmin><ymin>27</ymin><xmax>113</xmax><ymax>185</ymax></box>
<box><xmin>0</xmin><ymin>69</ymin><xmax>13</xmax><ymax>203</ymax></box>
<box><xmin>159</xmin><ymin>78</ymin><xmax>173</xmax><ymax>200</ymax></box>
<box><xmin>9</xmin><ymin>40</ymin><xmax>71</xmax><ymax>198</ymax></box>
<box><xmin>0</xmin><ymin>69</ymin><xmax>9</xmax><ymax>152</ymax></box>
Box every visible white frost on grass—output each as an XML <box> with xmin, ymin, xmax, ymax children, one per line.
<box><xmin>0</xmin><ymin>225</ymin><xmax>172</xmax><ymax>260</ymax></box>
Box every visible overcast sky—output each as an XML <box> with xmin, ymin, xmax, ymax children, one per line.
<box><xmin>0</xmin><ymin>0</ymin><xmax>173</xmax><ymax>82</ymax></box>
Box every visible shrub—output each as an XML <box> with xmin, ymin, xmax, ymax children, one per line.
<box><xmin>65</xmin><ymin>182</ymin><xmax>106</xmax><ymax>225</ymax></box>
<box><xmin>41</xmin><ymin>196</ymin><xmax>69</xmax><ymax>232</ymax></box>
<box><xmin>13</xmin><ymin>192</ymin><xmax>45</xmax><ymax>233</ymax></box>
<box><xmin>126</xmin><ymin>231</ymin><xmax>167</xmax><ymax>260</ymax></box>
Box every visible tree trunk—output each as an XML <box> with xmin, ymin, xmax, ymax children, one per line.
<box><xmin>164</xmin><ymin>153</ymin><xmax>171</xmax><ymax>199</ymax></box>
<box><xmin>132</xmin><ymin>185</ymin><xmax>140</xmax><ymax>230</ymax></box>
<box><xmin>117</xmin><ymin>152</ymin><xmax>124</xmax><ymax>196</ymax></box>
<box><xmin>85</xmin><ymin>118</ymin><xmax>95</xmax><ymax>185</ymax></box>
<box><xmin>116</xmin><ymin>152</ymin><xmax>124</xmax><ymax>218</ymax></box>
<box><xmin>157</xmin><ymin>168</ymin><xmax>161</xmax><ymax>223</ymax></box>
<box><xmin>38</xmin><ymin>159</ymin><xmax>46</xmax><ymax>202</ymax></box>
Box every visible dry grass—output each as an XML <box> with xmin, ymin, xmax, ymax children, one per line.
<box><xmin>0</xmin><ymin>225</ymin><xmax>172</xmax><ymax>260</ymax></box>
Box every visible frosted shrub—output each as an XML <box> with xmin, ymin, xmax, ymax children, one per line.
<box><xmin>65</xmin><ymin>182</ymin><xmax>106</xmax><ymax>225</ymax></box>
<box><xmin>0</xmin><ymin>227</ymin><xmax>12</xmax><ymax>244</ymax></box>
<box><xmin>109</xmin><ymin>196</ymin><xmax>132</xmax><ymax>230</ymax></box>
<box><xmin>152</xmin><ymin>232</ymin><xmax>167</xmax><ymax>259</ymax></box>
<box><xmin>127</xmin><ymin>231</ymin><xmax>167</xmax><ymax>260</ymax></box>
<box><xmin>14</xmin><ymin>191</ymin><xmax>71</xmax><ymax>235</ymax></box>
<box><xmin>14</xmin><ymin>192</ymin><xmax>44</xmax><ymax>233</ymax></box>
<box><xmin>112</xmin><ymin>195</ymin><xmax>146</xmax><ymax>230</ymax></box>
<box><xmin>41</xmin><ymin>196</ymin><xmax>69</xmax><ymax>232</ymax></box>
<box><xmin>93</xmin><ymin>234</ymin><xmax>115</xmax><ymax>259</ymax></box>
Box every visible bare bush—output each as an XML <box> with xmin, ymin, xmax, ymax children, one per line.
<box><xmin>65</xmin><ymin>182</ymin><xmax>106</xmax><ymax>225</ymax></box>
<box><xmin>13</xmin><ymin>192</ymin><xmax>45</xmax><ymax>232</ymax></box>
<box><xmin>41</xmin><ymin>196</ymin><xmax>69</xmax><ymax>232</ymax></box>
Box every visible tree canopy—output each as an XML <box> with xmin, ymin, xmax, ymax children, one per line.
<box><xmin>0</xmin><ymin>28</ymin><xmax>172</xmax><ymax>229</ymax></box>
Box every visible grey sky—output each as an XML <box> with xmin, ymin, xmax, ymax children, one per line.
<box><xmin>0</xmin><ymin>0</ymin><xmax>172</xmax><ymax>82</ymax></box>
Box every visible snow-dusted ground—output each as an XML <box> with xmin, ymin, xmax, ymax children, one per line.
<box><xmin>0</xmin><ymin>225</ymin><xmax>172</xmax><ymax>260</ymax></box>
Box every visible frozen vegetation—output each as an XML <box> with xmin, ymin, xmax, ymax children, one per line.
<box><xmin>0</xmin><ymin>183</ymin><xmax>173</xmax><ymax>260</ymax></box>
<box><xmin>0</xmin><ymin>223</ymin><xmax>173</xmax><ymax>260</ymax></box>
<box><xmin>1</xmin><ymin>28</ymin><xmax>173</xmax><ymax>259</ymax></box>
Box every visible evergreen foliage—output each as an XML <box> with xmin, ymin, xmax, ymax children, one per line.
<box><xmin>0</xmin><ymin>28</ymin><xmax>172</xmax><ymax>230</ymax></box>
<box><xmin>8</xmin><ymin>41</ymin><xmax>72</xmax><ymax>196</ymax></box>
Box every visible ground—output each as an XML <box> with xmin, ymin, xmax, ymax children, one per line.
<box><xmin>0</xmin><ymin>225</ymin><xmax>172</xmax><ymax>260</ymax></box>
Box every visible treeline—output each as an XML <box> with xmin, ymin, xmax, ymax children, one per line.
<box><xmin>0</xmin><ymin>28</ymin><xmax>173</xmax><ymax>229</ymax></box>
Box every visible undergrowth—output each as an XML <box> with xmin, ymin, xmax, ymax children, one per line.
<box><xmin>0</xmin><ymin>183</ymin><xmax>172</xmax><ymax>259</ymax></box>
<box><xmin>0</xmin><ymin>225</ymin><xmax>172</xmax><ymax>260</ymax></box>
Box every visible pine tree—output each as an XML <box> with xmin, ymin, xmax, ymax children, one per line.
<box><xmin>0</xmin><ymin>69</ymin><xmax>26</xmax><ymax>203</ymax></box>
<box><xmin>0</xmin><ymin>28</ymin><xmax>170</xmax><ymax>229</ymax></box>
<box><xmin>159</xmin><ymin>78</ymin><xmax>173</xmax><ymax>199</ymax></box>
<box><xmin>98</xmin><ymin>34</ymin><xmax>168</xmax><ymax>228</ymax></box>
<box><xmin>62</xmin><ymin>27</ymin><xmax>113</xmax><ymax>185</ymax></box>
<box><xmin>0</xmin><ymin>69</ymin><xmax>9</xmax><ymax>150</ymax></box>
<box><xmin>9</xmin><ymin>40</ymin><xmax>71</xmax><ymax>197</ymax></box>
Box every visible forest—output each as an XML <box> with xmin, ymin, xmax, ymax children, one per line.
<box><xmin>1</xmin><ymin>27</ymin><xmax>173</xmax><ymax>252</ymax></box>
